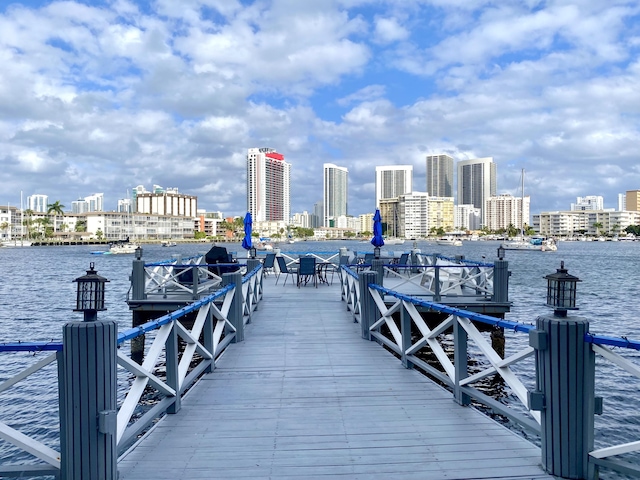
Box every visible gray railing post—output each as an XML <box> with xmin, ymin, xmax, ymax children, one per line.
<box><xmin>371</xmin><ymin>258</ymin><xmax>384</xmax><ymax>285</ymax></box>
<box><xmin>400</xmin><ymin>302</ymin><xmax>413</xmax><ymax>369</ymax></box>
<box><xmin>247</xmin><ymin>259</ymin><xmax>262</xmax><ymax>313</ymax></box>
<box><xmin>203</xmin><ymin>305</ymin><xmax>214</xmax><ymax>373</ymax></box>
<box><xmin>493</xmin><ymin>259</ymin><xmax>509</xmax><ymax>303</ymax></box>
<box><xmin>223</xmin><ymin>271</ymin><xmax>244</xmax><ymax>343</ymax></box>
<box><xmin>529</xmin><ymin>313</ymin><xmax>595</xmax><ymax>479</ymax></box>
<box><xmin>191</xmin><ymin>262</ymin><xmax>200</xmax><ymax>299</ymax></box>
<box><xmin>61</xmin><ymin>320</ymin><xmax>118</xmax><ymax>480</ymax></box>
<box><xmin>453</xmin><ymin>316</ymin><xmax>471</xmax><ymax>406</ymax></box>
<box><xmin>358</xmin><ymin>271</ymin><xmax>378</xmax><ymax>340</ymax></box>
<box><xmin>166</xmin><ymin>321</ymin><xmax>181</xmax><ymax>414</ymax></box>
<box><xmin>434</xmin><ymin>266</ymin><xmax>441</xmax><ymax>302</ymax></box>
<box><xmin>131</xmin><ymin>249</ymin><xmax>146</xmax><ymax>301</ymax></box>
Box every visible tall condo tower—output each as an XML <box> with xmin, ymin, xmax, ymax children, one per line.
<box><xmin>247</xmin><ymin>148</ymin><xmax>291</xmax><ymax>222</ymax></box>
<box><xmin>375</xmin><ymin>165</ymin><xmax>413</xmax><ymax>207</ymax></box>
<box><xmin>457</xmin><ymin>157</ymin><xmax>497</xmax><ymax>227</ymax></box>
<box><xmin>426</xmin><ymin>154</ymin><xmax>454</xmax><ymax>197</ymax></box>
<box><xmin>323</xmin><ymin>163</ymin><xmax>348</xmax><ymax>227</ymax></box>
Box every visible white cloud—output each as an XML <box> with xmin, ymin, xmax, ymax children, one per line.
<box><xmin>373</xmin><ymin>16</ymin><xmax>409</xmax><ymax>44</ymax></box>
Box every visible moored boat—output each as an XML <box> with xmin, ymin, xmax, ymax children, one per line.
<box><xmin>436</xmin><ymin>236</ymin><xmax>462</xmax><ymax>246</ymax></box>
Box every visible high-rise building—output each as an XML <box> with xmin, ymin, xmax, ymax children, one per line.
<box><xmin>457</xmin><ymin>157</ymin><xmax>496</xmax><ymax>227</ymax></box>
<box><xmin>375</xmin><ymin>165</ymin><xmax>413</xmax><ymax>207</ymax></box>
<box><xmin>426</xmin><ymin>154</ymin><xmax>454</xmax><ymax>197</ymax></box>
<box><xmin>27</xmin><ymin>194</ymin><xmax>48</xmax><ymax>213</ymax></box>
<box><xmin>618</xmin><ymin>193</ymin><xmax>627</xmax><ymax>212</ymax></box>
<box><xmin>246</xmin><ymin>148</ymin><xmax>291</xmax><ymax>222</ymax></box>
<box><xmin>571</xmin><ymin>196</ymin><xmax>604</xmax><ymax>211</ymax></box>
<box><xmin>625</xmin><ymin>190</ymin><xmax>640</xmax><ymax>212</ymax></box>
<box><xmin>323</xmin><ymin>163</ymin><xmax>348</xmax><ymax>227</ymax></box>
<box><xmin>485</xmin><ymin>194</ymin><xmax>530</xmax><ymax>231</ymax></box>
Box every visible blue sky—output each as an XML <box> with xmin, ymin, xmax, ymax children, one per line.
<box><xmin>1</xmin><ymin>0</ymin><xmax>639</xmax><ymax>218</ymax></box>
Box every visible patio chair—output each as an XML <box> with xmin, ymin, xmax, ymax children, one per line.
<box><xmin>276</xmin><ymin>256</ymin><xmax>297</xmax><ymax>286</ymax></box>
<box><xmin>262</xmin><ymin>253</ymin><xmax>276</xmax><ymax>276</ymax></box>
<box><xmin>297</xmin><ymin>256</ymin><xmax>318</xmax><ymax>288</ymax></box>
<box><xmin>392</xmin><ymin>253</ymin><xmax>410</xmax><ymax>274</ymax></box>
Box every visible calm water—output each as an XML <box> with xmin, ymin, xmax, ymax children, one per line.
<box><xmin>0</xmin><ymin>240</ymin><xmax>639</xmax><ymax>476</ymax></box>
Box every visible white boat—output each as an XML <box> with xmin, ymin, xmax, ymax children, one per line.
<box><xmin>384</xmin><ymin>237</ymin><xmax>405</xmax><ymax>245</ymax></box>
<box><xmin>500</xmin><ymin>169</ymin><xmax>557</xmax><ymax>252</ymax></box>
<box><xmin>109</xmin><ymin>243</ymin><xmax>139</xmax><ymax>254</ymax></box>
<box><xmin>1</xmin><ymin>239</ymin><xmax>33</xmax><ymax>247</ymax></box>
<box><xmin>161</xmin><ymin>241</ymin><xmax>177</xmax><ymax>247</ymax></box>
<box><xmin>436</xmin><ymin>236</ymin><xmax>462</xmax><ymax>246</ymax></box>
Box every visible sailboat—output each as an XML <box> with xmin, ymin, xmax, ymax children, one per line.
<box><xmin>500</xmin><ymin>170</ymin><xmax>556</xmax><ymax>252</ymax></box>
<box><xmin>2</xmin><ymin>194</ymin><xmax>32</xmax><ymax>247</ymax></box>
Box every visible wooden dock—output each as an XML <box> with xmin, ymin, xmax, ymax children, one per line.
<box><xmin>118</xmin><ymin>275</ymin><xmax>552</xmax><ymax>479</ymax></box>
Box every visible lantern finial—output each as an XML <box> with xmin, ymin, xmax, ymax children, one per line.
<box><xmin>544</xmin><ymin>261</ymin><xmax>581</xmax><ymax>317</ymax></box>
<box><xmin>73</xmin><ymin>263</ymin><xmax>109</xmax><ymax>321</ymax></box>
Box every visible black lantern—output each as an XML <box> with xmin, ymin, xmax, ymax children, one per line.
<box><xmin>249</xmin><ymin>246</ymin><xmax>257</xmax><ymax>259</ymax></box>
<box><xmin>73</xmin><ymin>262</ymin><xmax>109</xmax><ymax>321</ymax></box>
<box><xmin>544</xmin><ymin>261</ymin><xmax>580</xmax><ymax>317</ymax></box>
<box><xmin>374</xmin><ymin>246</ymin><xmax>381</xmax><ymax>259</ymax></box>
<box><xmin>497</xmin><ymin>245</ymin><xmax>505</xmax><ymax>260</ymax></box>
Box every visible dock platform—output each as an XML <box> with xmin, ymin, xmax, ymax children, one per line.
<box><xmin>118</xmin><ymin>276</ymin><xmax>551</xmax><ymax>479</ymax></box>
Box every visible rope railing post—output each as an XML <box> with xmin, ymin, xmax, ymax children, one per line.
<box><xmin>371</xmin><ymin>258</ymin><xmax>384</xmax><ymax>285</ymax></box>
<box><xmin>166</xmin><ymin>322</ymin><xmax>181</xmax><ymax>414</ymax></box>
<box><xmin>530</xmin><ymin>313</ymin><xmax>595</xmax><ymax>479</ymax></box>
<box><xmin>358</xmin><ymin>271</ymin><xmax>377</xmax><ymax>341</ymax></box>
<box><xmin>247</xmin><ymin>259</ymin><xmax>262</xmax><ymax>311</ymax></box>
<box><xmin>131</xmin><ymin>249</ymin><xmax>146</xmax><ymax>301</ymax></box>
<box><xmin>453</xmin><ymin>316</ymin><xmax>470</xmax><ymax>406</ymax></box>
<box><xmin>203</xmin><ymin>305</ymin><xmax>214</xmax><ymax>373</ymax></box>
<box><xmin>434</xmin><ymin>266</ymin><xmax>441</xmax><ymax>302</ymax></box>
<box><xmin>400</xmin><ymin>302</ymin><xmax>413</xmax><ymax>369</ymax></box>
<box><xmin>493</xmin><ymin>258</ymin><xmax>509</xmax><ymax>303</ymax></box>
<box><xmin>223</xmin><ymin>272</ymin><xmax>244</xmax><ymax>343</ymax></box>
<box><xmin>61</xmin><ymin>319</ymin><xmax>118</xmax><ymax>480</ymax></box>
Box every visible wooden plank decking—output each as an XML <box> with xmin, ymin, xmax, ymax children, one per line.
<box><xmin>118</xmin><ymin>275</ymin><xmax>552</xmax><ymax>479</ymax></box>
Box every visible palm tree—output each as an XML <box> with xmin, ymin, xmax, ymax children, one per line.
<box><xmin>47</xmin><ymin>201</ymin><xmax>65</xmax><ymax>233</ymax></box>
<box><xmin>592</xmin><ymin>222</ymin><xmax>603</xmax><ymax>237</ymax></box>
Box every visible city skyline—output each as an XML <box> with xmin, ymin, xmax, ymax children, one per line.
<box><xmin>1</xmin><ymin>1</ymin><xmax>639</xmax><ymax>218</ymax></box>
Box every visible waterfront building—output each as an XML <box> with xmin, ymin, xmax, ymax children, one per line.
<box><xmin>323</xmin><ymin>163</ymin><xmax>348</xmax><ymax>227</ymax></box>
<box><xmin>375</xmin><ymin>165</ymin><xmax>413</xmax><ymax>208</ymax></box>
<box><xmin>425</xmin><ymin>196</ymin><xmax>455</xmax><ymax>234</ymax></box>
<box><xmin>247</xmin><ymin>147</ymin><xmax>291</xmax><ymax>223</ymax></box>
<box><xmin>135</xmin><ymin>188</ymin><xmax>197</xmax><ymax>217</ymax></box>
<box><xmin>312</xmin><ymin>226</ymin><xmax>357</xmax><ymax>239</ymax></box>
<box><xmin>618</xmin><ymin>193</ymin><xmax>627</xmax><ymax>212</ymax></box>
<box><xmin>457</xmin><ymin>157</ymin><xmax>496</xmax><ymax>227</ymax></box>
<box><xmin>359</xmin><ymin>213</ymin><xmax>373</xmax><ymax>234</ymax></box>
<box><xmin>197</xmin><ymin>210</ymin><xmax>225</xmax><ymax>237</ymax></box>
<box><xmin>312</xmin><ymin>201</ymin><xmax>323</xmax><ymax>228</ymax></box>
<box><xmin>84</xmin><ymin>211</ymin><xmax>196</xmax><ymax>240</ymax></box>
<box><xmin>72</xmin><ymin>193</ymin><xmax>104</xmax><ymax>214</ymax></box>
<box><xmin>626</xmin><ymin>190</ymin><xmax>640</xmax><ymax>211</ymax></box>
<box><xmin>379</xmin><ymin>198</ymin><xmax>400</xmax><ymax>238</ymax></box>
<box><xmin>571</xmin><ymin>196</ymin><xmax>604</xmax><ymax>211</ymax></box>
<box><xmin>27</xmin><ymin>194</ymin><xmax>48</xmax><ymax>213</ymax></box>
<box><xmin>533</xmin><ymin>210</ymin><xmax>640</xmax><ymax>237</ymax></box>
<box><xmin>118</xmin><ymin>198</ymin><xmax>133</xmax><ymax>214</ymax></box>
<box><xmin>398</xmin><ymin>192</ymin><xmax>429</xmax><ymax>239</ymax></box>
<box><xmin>455</xmin><ymin>204</ymin><xmax>481</xmax><ymax>231</ymax></box>
<box><xmin>426</xmin><ymin>154</ymin><xmax>454</xmax><ymax>197</ymax></box>
<box><xmin>485</xmin><ymin>194</ymin><xmax>530</xmax><ymax>231</ymax></box>
<box><xmin>291</xmin><ymin>211</ymin><xmax>313</xmax><ymax>229</ymax></box>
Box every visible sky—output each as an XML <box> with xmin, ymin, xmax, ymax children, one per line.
<box><xmin>1</xmin><ymin>0</ymin><xmax>639</xmax><ymax>219</ymax></box>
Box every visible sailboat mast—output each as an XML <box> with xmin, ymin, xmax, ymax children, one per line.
<box><xmin>521</xmin><ymin>169</ymin><xmax>525</xmax><ymax>237</ymax></box>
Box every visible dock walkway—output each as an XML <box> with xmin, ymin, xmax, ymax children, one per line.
<box><xmin>118</xmin><ymin>277</ymin><xmax>552</xmax><ymax>479</ymax></box>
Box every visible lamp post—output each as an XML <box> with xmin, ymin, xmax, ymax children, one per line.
<box><xmin>497</xmin><ymin>245</ymin><xmax>505</xmax><ymax>260</ymax></box>
<box><xmin>73</xmin><ymin>262</ymin><xmax>109</xmax><ymax>322</ymax></box>
<box><xmin>250</xmin><ymin>246</ymin><xmax>257</xmax><ymax>259</ymax></box>
<box><xmin>374</xmin><ymin>246</ymin><xmax>381</xmax><ymax>259</ymax></box>
<box><xmin>529</xmin><ymin>260</ymin><xmax>593</xmax><ymax>479</ymax></box>
<box><xmin>63</xmin><ymin>263</ymin><xmax>117</xmax><ymax>479</ymax></box>
<box><xmin>544</xmin><ymin>260</ymin><xmax>581</xmax><ymax>317</ymax></box>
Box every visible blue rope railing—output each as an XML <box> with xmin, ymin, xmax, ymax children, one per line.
<box><xmin>585</xmin><ymin>333</ymin><xmax>640</xmax><ymax>351</ymax></box>
<box><xmin>117</xmin><ymin>284</ymin><xmax>234</xmax><ymax>344</ymax></box>
<box><xmin>0</xmin><ymin>341</ymin><xmax>63</xmax><ymax>353</ymax></box>
<box><xmin>369</xmin><ymin>284</ymin><xmax>535</xmax><ymax>334</ymax></box>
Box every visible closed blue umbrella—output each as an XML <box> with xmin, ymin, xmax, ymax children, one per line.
<box><xmin>371</xmin><ymin>209</ymin><xmax>384</xmax><ymax>249</ymax></box>
<box><xmin>241</xmin><ymin>212</ymin><xmax>252</xmax><ymax>251</ymax></box>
